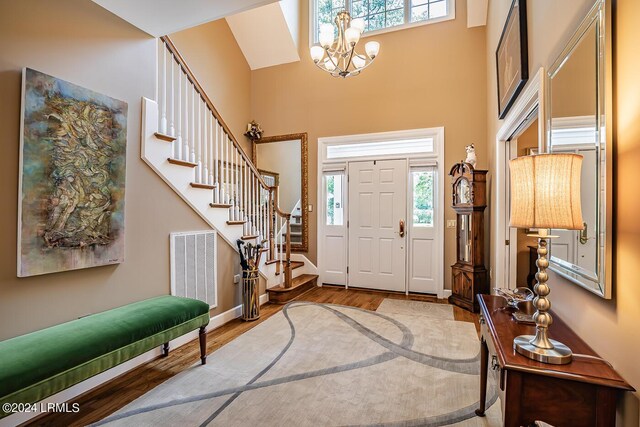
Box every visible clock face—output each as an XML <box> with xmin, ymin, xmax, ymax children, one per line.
<box><xmin>456</xmin><ymin>179</ymin><xmax>471</xmax><ymax>204</ymax></box>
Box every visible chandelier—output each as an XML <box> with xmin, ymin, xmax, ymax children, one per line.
<box><xmin>310</xmin><ymin>11</ymin><xmax>380</xmax><ymax>78</ymax></box>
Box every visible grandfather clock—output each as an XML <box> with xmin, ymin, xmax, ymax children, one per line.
<box><xmin>449</xmin><ymin>162</ymin><xmax>488</xmax><ymax>313</ymax></box>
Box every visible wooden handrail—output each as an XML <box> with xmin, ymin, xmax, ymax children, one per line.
<box><xmin>161</xmin><ymin>36</ymin><xmax>292</xmax><ymax>284</ymax></box>
<box><xmin>161</xmin><ymin>36</ymin><xmax>270</xmax><ymax>190</ymax></box>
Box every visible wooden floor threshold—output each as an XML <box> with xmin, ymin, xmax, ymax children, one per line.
<box><xmin>167</xmin><ymin>158</ymin><xmax>197</xmax><ymax>168</ymax></box>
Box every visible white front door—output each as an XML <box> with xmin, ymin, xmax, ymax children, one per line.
<box><xmin>348</xmin><ymin>159</ymin><xmax>407</xmax><ymax>292</ymax></box>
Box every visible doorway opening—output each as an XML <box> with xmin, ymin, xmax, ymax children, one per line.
<box><xmin>317</xmin><ymin>128</ymin><xmax>445</xmax><ymax>297</ymax></box>
<box><xmin>505</xmin><ymin>115</ymin><xmax>540</xmax><ymax>290</ymax></box>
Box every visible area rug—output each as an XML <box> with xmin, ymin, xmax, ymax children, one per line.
<box><xmin>376</xmin><ymin>299</ymin><xmax>455</xmax><ymax>320</ymax></box>
<box><xmin>94</xmin><ymin>301</ymin><xmax>500</xmax><ymax>426</ymax></box>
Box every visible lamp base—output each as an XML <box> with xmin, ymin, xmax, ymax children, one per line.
<box><xmin>514</xmin><ymin>335</ymin><xmax>572</xmax><ymax>365</ymax></box>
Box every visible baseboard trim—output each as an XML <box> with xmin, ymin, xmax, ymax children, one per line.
<box><xmin>0</xmin><ymin>294</ymin><xmax>270</xmax><ymax>427</ymax></box>
<box><xmin>442</xmin><ymin>289</ymin><xmax>452</xmax><ymax>299</ymax></box>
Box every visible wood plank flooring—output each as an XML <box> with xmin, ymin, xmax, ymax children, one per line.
<box><xmin>31</xmin><ymin>286</ymin><xmax>478</xmax><ymax>427</ymax></box>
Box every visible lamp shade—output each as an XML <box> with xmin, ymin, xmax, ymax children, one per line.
<box><xmin>509</xmin><ymin>153</ymin><xmax>584</xmax><ymax>230</ymax></box>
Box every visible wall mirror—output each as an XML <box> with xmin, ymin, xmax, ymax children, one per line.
<box><xmin>253</xmin><ymin>133</ymin><xmax>308</xmax><ymax>252</ymax></box>
<box><xmin>546</xmin><ymin>0</ymin><xmax>612</xmax><ymax>298</ymax></box>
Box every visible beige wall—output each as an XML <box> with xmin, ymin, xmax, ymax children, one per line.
<box><xmin>0</xmin><ymin>0</ymin><xmax>248</xmax><ymax>340</ymax></box>
<box><xmin>486</xmin><ymin>0</ymin><xmax>640</xmax><ymax>424</ymax></box>
<box><xmin>169</xmin><ymin>20</ymin><xmax>253</xmax><ymax>154</ymax></box>
<box><xmin>251</xmin><ymin>0</ymin><xmax>487</xmax><ymax>287</ymax></box>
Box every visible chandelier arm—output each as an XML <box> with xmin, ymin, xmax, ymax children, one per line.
<box><xmin>345</xmin><ymin>47</ymin><xmax>356</xmax><ymax>73</ymax></box>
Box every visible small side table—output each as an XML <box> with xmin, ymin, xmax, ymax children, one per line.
<box><xmin>476</xmin><ymin>294</ymin><xmax>634</xmax><ymax>426</ymax></box>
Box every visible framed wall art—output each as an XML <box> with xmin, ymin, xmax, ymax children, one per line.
<box><xmin>496</xmin><ymin>0</ymin><xmax>529</xmax><ymax>119</ymax></box>
<box><xmin>18</xmin><ymin>68</ymin><xmax>128</xmax><ymax>277</ymax></box>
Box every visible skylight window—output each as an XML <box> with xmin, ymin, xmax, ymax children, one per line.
<box><xmin>313</xmin><ymin>0</ymin><xmax>455</xmax><ymax>43</ymax></box>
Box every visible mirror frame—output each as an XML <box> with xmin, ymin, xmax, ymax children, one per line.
<box><xmin>252</xmin><ymin>133</ymin><xmax>309</xmax><ymax>253</ymax></box>
<box><xmin>545</xmin><ymin>0</ymin><xmax>613</xmax><ymax>298</ymax></box>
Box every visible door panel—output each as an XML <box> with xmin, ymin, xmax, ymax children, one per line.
<box><xmin>349</xmin><ymin>160</ymin><xmax>407</xmax><ymax>292</ymax></box>
<box><xmin>321</xmin><ymin>173</ymin><xmax>347</xmax><ymax>285</ymax></box>
<box><xmin>408</xmin><ymin>167</ymin><xmax>439</xmax><ymax>294</ymax></box>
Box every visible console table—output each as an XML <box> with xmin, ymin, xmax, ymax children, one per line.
<box><xmin>476</xmin><ymin>295</ymin><xmax>634</xmax><ymax>426</ymax></box>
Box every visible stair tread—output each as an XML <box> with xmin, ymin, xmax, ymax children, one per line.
<box><xmin>274</xmin><ymin>261</ymin><xmax>304</xmax><ymax>275</ymax></box>
<box><xmin>241</xmin><ymin>235</ymin><xmax>259</xmax><ymax>240</ymax></box>
<box><xmin>227</xmin><ymin>220</ymin><xmax>246</xmax><ymax>225</ymax></box>
<box><xmin>168</xmin><ymin>158</ymin><xmax>197</xmax><ymax>168</ymax></box>
<box><xmin>268</xmin><ymin>274</ymin><xmax>318</xmax><ymax>293</ymax></box>
<box><xmin>210</xmin><ymin>203</ymin><xmax>232</xmax><ymax>208</ymax></box>
<box><xmin>191</xmin><ymin>182</ymin><xmax>217</xmax><ymax>190</ymax></box>
<box><xmin>154</xmin><ymin>132</ymin><xmax>176</xmax><ymax>142</ymax></box>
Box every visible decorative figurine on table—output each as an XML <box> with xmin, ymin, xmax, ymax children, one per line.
<box><xmin>464</xmin><ymin>143</ymin><xmax>477</xmax><ymax>168</ymax></box>
<box><xmin>244</xmin><ymin>121</ymin><xmax>263</xmax><ymax>141</ymax></box>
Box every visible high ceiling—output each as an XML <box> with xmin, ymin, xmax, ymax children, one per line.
<box><xmin>92</xmin><ymin>0</ymin><xmax>279</xmax><ymax>37</ymax></box>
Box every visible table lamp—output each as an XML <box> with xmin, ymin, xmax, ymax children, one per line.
<box><xmin>509</xmin><ymin>153</ymin><xmax>583</xmax><ymax>364</ymax></box>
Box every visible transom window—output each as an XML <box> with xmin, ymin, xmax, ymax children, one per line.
<box><xmin>313</xmin><ymin>0</ymin><xmax>454</xmax><ymax>42</ymax></box>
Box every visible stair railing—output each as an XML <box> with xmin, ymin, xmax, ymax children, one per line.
<box><xmin>157</xmin><ymin>36</ymin><xmax>292</xmax><ymax>287</ymax></box>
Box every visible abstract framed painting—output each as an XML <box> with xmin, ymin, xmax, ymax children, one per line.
<box><xmin>496</xmin><ymin>0</ymin><xmax>529</xmax><ymax>119</ymax></box>
<box><xmin>18</xmin><ymin>68</ymin><xmax>128</xmax><ymax>277</ymax></box>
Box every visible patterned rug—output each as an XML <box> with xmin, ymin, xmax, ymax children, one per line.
<box><xmin>93</xmin><ymin>300</ymin><xmax>500</xmax><ymax>426</ymax></box>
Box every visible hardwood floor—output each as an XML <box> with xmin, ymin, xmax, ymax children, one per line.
<box><xmin>32</xmin><ymin>286</ymin><xmax>479</xmax><ymax>427</ymax></box>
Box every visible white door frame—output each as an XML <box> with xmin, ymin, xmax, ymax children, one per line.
<box><xmin>494</xmin><ymin>68</ymin><xmax>546</xmax><ymax>290</ymax></box>
<box><xmin>317</xmin><ymin>127</ymin><xmax>445</xmax><ymax>297</ymax></box>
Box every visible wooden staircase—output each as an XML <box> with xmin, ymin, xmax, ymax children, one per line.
<box><xmin>142</xmin><ymin>36</ymin><xmax>317</xmax><ymax>298</ymax></box>
<box><xmin>267</xmin><ymin>274</ymin><xmax>319</xmax><ymax>304</ymax></box>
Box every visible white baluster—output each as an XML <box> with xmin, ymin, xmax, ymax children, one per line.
<box><xmin>232</xmin><ymin>146</ymin><xmax>237</xmax><ymax>222</ymax></box>
<box><xmin>258</xmin><ymin>185</ymin><xmax>265</xmax><ymax>239</ymax></box>
<box><xmin>214</xmin><ymin>121</ymin><xmax>219</xmax><ymax>201</ymax></box>
<box><xmin>161</xmin><ymin>45</ymin><xmax>168</xmax><ymax>134</ymax></box>
<box><xmin>195</xmin><ymin>97</ymin><xmax>201</xmax><ymax>183</ymax></box>
<box><xmin>175</xmin><ymin>68</ymin><xmax>182</xmax><ymax>160</ymax></box>
<box><xmin>158</xmin><ymin>41</ymin><xmax>164</xmax><ymax>133</ymax></box>
<box><xmin>190</xmin><ymin>87</ymin><xmax>196</xmax><ymax>164</ymax></box>
<box><xmin>236</xmin><ymin>148</ymin><xmax>240</xmax><ymax>221</ymax></box>
<box><xmin>183</xmin><ymin>75</ymin><xmax>189</xmax><ymax>161</ymax></box>
<box><xmin>207</xmin><ymin>115</ymin><xmax>216</xmax><ymax>187</ymax></box>
<box><xmin>238</xmin><ymin>154</ymin><xmax>248</xmax><ymax>234</ymax></box>
<box><xmin>203</xmin><ymin>104</ymin><xmax>208</xmax><ymax>184</ymax></box>
<box><xmin>169</xmin><ymin>53</ymin><xmax>175</xmax><ymax>138</ymax></box>
<box><xmin>225</xmin><ymin>136</ymin><xmax>230</xmax><ymax>205</ymax></box>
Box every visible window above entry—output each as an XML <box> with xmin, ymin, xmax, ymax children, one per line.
<box><xmin>312</xmin><ymin>0</ymin><xmax>456</xmax><ymax>43</ymax></box>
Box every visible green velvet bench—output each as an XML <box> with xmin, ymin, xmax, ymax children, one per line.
<box><xmin>0</xmin><ymin>295</ymin><xmax>210</xmax><ymax>419</ymax></box>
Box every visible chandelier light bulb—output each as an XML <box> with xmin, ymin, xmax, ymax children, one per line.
<box><xmin>365</xmin><ymin>41</ymin><xmax>380</xmax><ymax>59</ymax></box>
<box><xmin>324</xmin><ymin>57</ymin><xmax>336</xmax><ymax>72</ymax></box>
<box><xmin>352</xmin><ymin>55</ymin><xmax>366</xmax><ymax>69</ymax></box>
<box><xmin>310</xmin><ymin>45</ymin><xmax>325</xmax><ymax>63</ymax></box>
<box><xmin>351</xmin><ymin>18</ymin><xmax>365</xmax><ymax>33</ymax></box>
<box><xmin>319</xmin><ymin>23</ymin><xmax>334</xmax><ymax>48</ymax></box>
<box><xmin>345</xmin><ymin>27</ymin><xmax>361</xmax><ymax>46</ymax></box>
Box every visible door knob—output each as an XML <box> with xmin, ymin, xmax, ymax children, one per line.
<box><xmin>399</xmin><ymin>220</ymin><xmax>405</xmax><ymax>238</ymax></box>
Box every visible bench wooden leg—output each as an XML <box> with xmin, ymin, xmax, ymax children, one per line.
<box><xmin>199</xmin><ymin>326</ymin><xmax>207</xmax><ymax>365</ymax></box>
<box><xmin>162</xmin><ymin>342</ymin><xmax>170</xmax><ymax>357</ymax></box>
